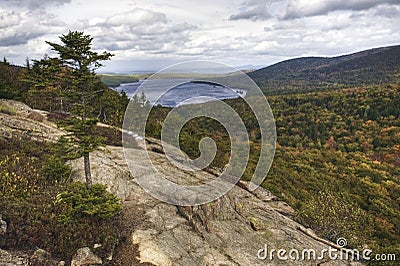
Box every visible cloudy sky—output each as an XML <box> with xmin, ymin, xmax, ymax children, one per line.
<box><xmin>1</xmin><ymin>0</ymin><xmax>399</xmax><ymax>73</ymax></box>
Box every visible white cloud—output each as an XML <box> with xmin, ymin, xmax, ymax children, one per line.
<box><xmin>0</xmin><ymin>9</ymin><xmax>65</xmax><ymax>47</ymax></box>
<box><xmin>92</xmin><ymin>8</ymin><xmax>194</xmax><ymax>57</ymax></box>
<box><xmin>253</xmin><ymin>40</ymin><xmax>279</xmax><ymax>53</ymax></box>
<box><xmin>229</xmin><ymin>0</ymin><xmax>274</xmax><ymax>21</ymax></box>
<box><xmin>1</xmin><ymin>0</ymin><xmax>71</xmax><ymax>10</ymax></box>
<box><xmin>0</xmin><ymin>8</ymin><xmax>20</xmax><ymax>29</ymax></box>
<box><xmin>282</xmin><ymin>0</ymin><xmax>400</xmax><ymax>19</ymax></box>
<box><xmin>0</xmin><ymin>0</ymin><xmax>399</xmax><ymax>72</ymax></box>
<box><xmin>370</xmin><ymin>4</ymin><xmax>400</xmax><ymax>18</ymax></box>
<box><xmin>104</xmin><ymin>8</ymin><xmax>167</xmax><ymax>27</ymax></box>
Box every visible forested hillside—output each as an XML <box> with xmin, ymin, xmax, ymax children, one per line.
<box><xmin>145</xmin><ymin>83</ymin><xmax>400</xmax><ymax>261</ymax></box>
<box><xmin>249</xmin><ymin>45</ymin><xmax>400</xmax><ymax>94</ymax></box>
<box><xmin>99</xmin><ymin>74</ymin><xmax>139</xmax><ymax>88</ymax></box>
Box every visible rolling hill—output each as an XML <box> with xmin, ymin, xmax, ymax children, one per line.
<box><xmin>249</xmin><ymin>45</ymin><xmax>400</xmax><ymax>94</ymax></box>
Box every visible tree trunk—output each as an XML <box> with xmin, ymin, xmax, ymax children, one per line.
<box><xmin>84</xmin><ymin>152</ymin><xmax>92</xmax><ymax>186</ymax></box>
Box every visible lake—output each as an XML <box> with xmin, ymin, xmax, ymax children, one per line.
<box><xmin>113</xmin><ymin>79</ymin><xmax>246</xmax><ymax>107</ymax></box>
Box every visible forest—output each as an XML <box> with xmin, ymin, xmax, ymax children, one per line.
<box><xmin>144</xmin><ymin>84</ymin><xmax>400</xmax><ymax>260</ymax></box>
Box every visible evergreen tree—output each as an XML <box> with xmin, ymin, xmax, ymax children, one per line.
<box><xmin>0</xmin><ymin>58</ymin><xmax>21</xmax><ymax>99</ymax></box>
<box><xmin>47</xmin><ymin>31</ymin><xmax>113</xmax><ymax>185</ymax></box>
<box><xmin>23</xmin><ymin>56</ymin><xmax>67</xmax><ymax>111</ymax></box>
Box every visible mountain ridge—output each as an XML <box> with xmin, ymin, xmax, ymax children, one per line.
<box><xmin>249</xmin><ymin>45</ymin><xmax>400</xmax><ymax>94</ymax></box>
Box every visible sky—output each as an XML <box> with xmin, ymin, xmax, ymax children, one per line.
<box><xmin>0</xmin><ymin>0</ymin><xmax>399</xmax><ymax>73</ymax></box>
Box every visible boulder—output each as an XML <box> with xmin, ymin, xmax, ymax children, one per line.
<box><xmin>30</xmin><ymin>248</ymin><xmax>58</xmax><ymax>266</ymax></box>
<box><xmin>0</xmin><ymin>215</ymin><xmax>6</xmax><ymax>234</ymax></box>
<box><xmin>0</xmin><ymin>248</ymin><xmax>29</xmax><ymax>266</ymax></box>
<box><xmin>27</xmin><ymin>110</ymin><xmax>45</xmax><ymax>122</ymax></box>
<box><xmin>70</xmin><ymin>247</ymin><xmax>102</xmax><ymax>266</ymax></box>
<box><xmin>0</xmin><ymin>249</ymin><xmax>13</xmax><ymax>263</ymax></box>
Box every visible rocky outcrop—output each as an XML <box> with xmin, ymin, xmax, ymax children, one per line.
<box><xmin>71</xmin><ymin>145</ymin><xmax>365</xmax><ymax>266</ymax></box>
<box><xmin>0</xmin><ymin>99</ymin><xmax>63</xmax><ymax>142</ymax></box>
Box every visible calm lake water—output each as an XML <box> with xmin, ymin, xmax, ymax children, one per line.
<box><xmin>114</xmin><ymin>79</ymin><xmax>246</xmax><ymax>107</ymax></box>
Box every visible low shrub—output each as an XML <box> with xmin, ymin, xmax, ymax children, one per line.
<box><xmin>0</xmin><ymin>138</ymin><xmax>121</xmax><ymax>262</ymax></box>
<box><xmin>42</xmin><ymin>156</ymin><xmax>71</xmax><ymax>183</ymax></box>
<box><xmin>296</xmin><ymin>190</ymin><xmax>370</xmax><ymax>248</ymax></box>
<box><xmin>92</xmin><ymin>125</ymin><xmax>122</xmax><ymax>146</ymax></box>
<box><xmin>0</xmin><ymin>101</ymin><xmax>16</xmax><ymax>115</ymax></box>
<box><xmin>47</xmin><ymin>112</ymin><xmax>71</xmax><ymax>123</ymax></box>
<box><xmin>27</xmin><ymin>111</ymin><xmax>44</xmax><ymax>122</ymax></box>
<box><xmin>0</xmin><ymin>155</ymin><xmax>41</xmax><ymax>199</ymax></box>
<box><xmin>55</xmin><ymin>182</ymin><xmax>122</xmax><ymax>223</ymax></box>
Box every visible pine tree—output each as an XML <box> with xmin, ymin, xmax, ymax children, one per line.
<box><xmin>47</xmin><ymin>31</ymin><xmax>113</xmax><ymax>186</ymax></box>
<box><xmin>23</xmin><ymin>57</ymin><xmax>66</xmax><ymax>111</ymax></box>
